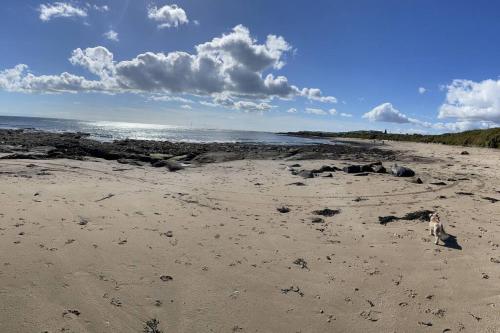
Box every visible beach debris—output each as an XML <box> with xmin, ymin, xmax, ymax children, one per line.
<box><xmin>78</xmin><ymin>216</ymin><xmax>89</xmax><ymax>226</ymax></box>
<box><xmin>277</xmin><ymin>206</ymin><xmax>290</xmax><ymax>213</ymax></box>
<box><xmin>313</xmin><ymin>208</ymin><xmax>340</xmax><ymax>217</ymax></box>
<box><xmin>160</xmin><ymin>275</ymin><xmax>173</xmax><ymax>282</ymax></box>
<box><xmin>311</xmin><ymin>217</ymin><xmax>325</xmax><ymax>223</ymax></box>
<box><xmin>110</xmin><ymin>297</ymin><xmax>122</xmax><ymax>307</ymax></box>
<box><xmin>281</xmin><ymin>286</ymin><xmax>304</xmax><ymax>297</ymax></box>
<box><xmin>378</xmin><ymin>210</ymin><xmax>433</xmax><ymax>225</ymax></box>
<box><xmin>62</xmin><ymin>309</ymin><xmax>81</xmax><ymax>317</ymax></box>
<box><xmin>482</xmin><ymin>196</ymin><xmax>499</xmax><ymax>203</ymax></box>
<box><xmin>413</xmin><ymin>177</ymin><xmax>423</xmax><ymax>184</ymax></box>
<box><xmin>287</xmin><ymin>182</ymin><xmax>306</xmax><ymax>186</ymax></box>
<box><xmin>418</xmin><ymin>321</ymin><xmax>433</xmax><ymax>326</ymax></box>
<box><xmin>293</xmin><ymin>258</ymin><xmax>309</xmax><ymax>269</ymax></box>
<box><xmin>391</xmin><ymin>164</ymin><xmax>415</xmax><ymax>177</ymax></box>
<box><xmin>95</xmin><ymin>193</ymin><xmax>115</xmax><ymax>202</ymax></box>
<box><xmin>143</xmin><ymin>318</ymin><xmax>163</xmax><ymax>333</ymax></box>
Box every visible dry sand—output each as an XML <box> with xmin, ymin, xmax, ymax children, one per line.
<box><xmin>1</xmin><ymin>140</ymin><xmax>500</xmax><ymax>332</ymax></box>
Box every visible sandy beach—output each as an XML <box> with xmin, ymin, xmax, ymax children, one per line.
<box><xmin>1</xmin><ymin>139</ymin><xmax>500</xmax><ymax>332</ymax></box>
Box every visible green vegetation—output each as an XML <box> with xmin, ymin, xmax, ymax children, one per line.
<box><xmin>286</xmin><ymin>128</ymin><xmax>500</xmax><ymax>148</ymax></box>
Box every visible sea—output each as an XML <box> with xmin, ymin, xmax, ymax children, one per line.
<box><xmin>0</xmin><ymin>116</ymin><xmax>331</xmax><ymax>145</ymax></box>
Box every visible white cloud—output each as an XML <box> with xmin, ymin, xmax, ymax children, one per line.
<box><xmin>418</xmin><ymin>87</ymin><xmax>427</xmax><ymax>94</ymax></box>
<box><xmin>38</xmin><ymin>2</ymin><xmax>87</xmax><ymax>21</ymax></box>
<box><xmin>340</xmin><ymin>112</ymin><xmax>352</xmax><ymax>117</ymax></box>
<box><xmin>0</xmin><ymin>26</ymin><xmax>336</xmax><ymax>109</ymax></box>
<box><xmin>180</xmin><ymin>104</ymin><xmax>192</xmax><ymax>110</ymax></box>
<box><xmin>287</xmin><ymin>107</ymin><xmax>297</xmax><ymax>113</ymax></box>
<box><xmin>363</xmin><ymin>103</ymin><xmax>412</xmax><ymax>123</ymax></box>
<box><xmin>148</xmin><ymin>4</ymin><xmax>189</xmax><ymax>29</ymax></box>
<box><xmin>193</xmin><ymin>20</ymin><xmax>200</xmax><ymax>26</ymax></box>
<box><xmin>92</xmin><ymin>4</ymin><xmax>109</xmax><ymax>12</ymax></box>
<box><xmin>300</xmin><ymin>88</ymin><xmax>336</xmax><ymax>103</ymax></box>
<box><xmin>439</xmin><ymin>79</ymin><xmax>500</xmax><ymax>123</ymax></box>
<box><xmin>305</xmin><ymin>108</ymin><xmax>327</xmax><ymax>115</ymax></box>
<box><xmin>103</xmin><ymin>30</ymin><xmax>119</xmax><ymax>42</ymax></box>
<box><xmin>433</xmin><ymin>120</ymin><xmax>498</xmax><ymax>132</ymax></box>
<box><xmin>149</xmin><ymin>95</ymin><xmax>194</xmax><ymax>103</ymax></box>
<box><xmin>328</xmin><ymin>108</ymin><xmax>337</xmax><ymax>115</ymax></box>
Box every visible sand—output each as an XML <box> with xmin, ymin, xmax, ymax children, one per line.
<box><xmin>1</xmin><ymin>140</ymin><xmax>500</xmax><ymax>332</ymax></box>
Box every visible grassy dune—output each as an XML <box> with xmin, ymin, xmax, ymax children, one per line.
<box><xmin>286</xmin><ymin>128</ymin><xmax>500</xmax><ymax>148</ymax></box>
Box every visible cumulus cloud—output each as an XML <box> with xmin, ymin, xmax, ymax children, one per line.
<box><xmin>363</xmin><ymin>103</ymin><xmax>413</xmax><ymax>123</ymax></box>
<box><xmin>418</xmin><ymin>87</ymin><xmax>427</xmax><ymax>94</ymax></box>
<box><xmin>148</xmin><ymin>4</ymin><xmax>189</xmax><ymax>29</ymax></box>
<box><xmin>0</xmin><ymin>26</ymin><xmax>336</xmax><ymax>110</ymax></box>
<box><xmin>439</xmin><ymin>79</ymin><xmax>500</xmax><ymax>123</ymax></box>
<box><xmin>340</xmin><ymin>112</ymin><xmax>352</xmax><ymax>117</ymax></box>
<box><xmin>287</xmin><ymin>107</ymin><xmax>297</xmax><ymax>113</ymax></box>
<box><xmin>103</xmin><ymin>30</ymin><xmax>119</xmax><ymax>42</ymax></box>
<box><xmin>180</xmin><ymin>104</ymin><xmax>192</xmax><ymax>110</ymax></box>
<box><xmin>38</xmin><ymin>2</ymin><xmax>87</xmax><ymax>21</ymax></box>
<box><xmin>301</xmin><ymin>88</ymin><xmax>337</xmax><ymax>103</ymax></box>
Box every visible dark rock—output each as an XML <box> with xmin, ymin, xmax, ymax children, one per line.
<box><xmin>343</xmin><ymin>165</ymin><xmax>362</xmax><ymax>173</ymax></box>
<box><xmin>298</xmin><ymin>170</ymin><xmax>314</xmax><ymax>178</ymax></box>
<box><xmin>277</xmin><ymin>206</ymin><xmax>290</xmax><ymax>213</ymax></box>
<box><xmin>160</xmin><ymin>275</ymin><xmax>173</xmax><ymax>282</ymax></box>
<box><xmin>371</xmin><ymin>164</ymin><xmax>386</xmax><ymax>173</ymax></box>
<box><xmin>482</xmin><ymin>197</ymin><xmax>499</xmax><ymax>203</ymax></box>
<box><xmin>287</xmin><ymin>182</ymin><xmax>306</xmax><ymax>186</ymax></box>
<box><xmin>311</xmin><ymin>217</ymin><xmax>325</xmax><ymax>223</ymax></box>
<box><xmin>151</xmin><ymin>160</ymin><xmax>168</xmax><ymax>167</ymax></box>
<box><xmin>313</xmin><ymin>208</ymin><xmax>340</xmax><ymax>217</ymax></box>
<box><xmin>293</xmin><ymin>258</ymin><xmax>309</xmax><ymax>269</ymax></box>
<box><xmin>460</xmin><ymin>151</ymin><xmax>469</xmax><ymax>155</ymax></box>
<box><xmin>414</xmin><ymin>178</ymin><xmax>423</xmax><ymax>184</ymax></box>
<box><xmin>165</xmin><ymin>160</ymin><xmax>184</xmax><ymax>172</ymax></box>
<box><xmin>430</xmin><ymin>182</ymin><xmax>447</xmax><ymax>186</ymax></box>
<box><xmin>354</xmin><ymin>172</ymin><xmax>369</xmax><ymax>176</ymax></box>
<box><xmin>391</xmin><ymin>165</ymin><xmax>415</xmax><ymax>177</ymax></box>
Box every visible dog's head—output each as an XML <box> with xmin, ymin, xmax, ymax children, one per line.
<box><xmin>429</xmin><ymin>212</ymin><xmax>440</xmax><ymax>220</ymax></box>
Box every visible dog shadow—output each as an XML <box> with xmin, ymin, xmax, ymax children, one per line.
<box><xmin>439</xmin><ymin>233</ymin><xmax>462</xmax><ymax>250</ymax></box>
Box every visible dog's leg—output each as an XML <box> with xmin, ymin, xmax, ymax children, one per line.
<box><xmin>435</xmin><ymin>233</ymin><xmax>439</xmax><ymax>245</ymax></box>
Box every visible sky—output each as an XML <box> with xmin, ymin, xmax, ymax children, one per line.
<box><xmin>1</xmin><ymin>1</ymin><xmax>500</xmax><ymax>133</ymax></box>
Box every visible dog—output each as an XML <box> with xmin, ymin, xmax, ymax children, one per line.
<box><xmin>429</xmin><ymin>212</ymin><xmax>449</xmax><ymax>245</ymax></box>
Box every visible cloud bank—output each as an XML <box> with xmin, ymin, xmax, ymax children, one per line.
<box><xmin>0</xmin><ymin>25</ymin><xmax>336</xmax><ymax>112</ymax></box>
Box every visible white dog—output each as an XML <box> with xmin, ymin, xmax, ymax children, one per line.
<box><xmin>429</xmin><ymin>212</ymin><xmax>448</xmax><ymax>245</ymax></box>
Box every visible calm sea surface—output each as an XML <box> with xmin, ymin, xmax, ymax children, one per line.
<box><xmin>0</xmin><ymin>116</ymin><xmax>332</xmax><ymax>145</ymax></box>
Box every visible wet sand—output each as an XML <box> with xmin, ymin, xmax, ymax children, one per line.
<box><xmin>1</xmin><ymin>140</ymin><xmax>500</xmax><ymax>332</ymax></box>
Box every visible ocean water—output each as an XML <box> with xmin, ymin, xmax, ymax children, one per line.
<box><xmin>0</xmin><ymin>116</ymin><xmax>331</xmax><ymax>145</ymax></box>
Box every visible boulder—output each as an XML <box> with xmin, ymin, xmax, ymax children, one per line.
<box><xmin>390</xmin><ymin>165</ymin><xmax>415</xmax><ymax>177</ymax></box>
<box><xmin>343</xmin><ymin>165</ymin><xmax>362</xmax><ymax>173</ymax></box>
<box><xmin>165</xmin><ymin>160</ymin><xmax>184</xmax><ymax>172</ymax></box>
<box><xmin>298</xmin><ymin>170</ymin><xmax>315</xmax><ymax>178</ymax></box>
<box><xmin>371</xmin><ymin>164</ymin><xmax>386</xmax><ymax>173</ymax></box>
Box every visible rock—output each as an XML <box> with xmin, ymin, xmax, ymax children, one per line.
<box><xmin>165</xmin><ymin>160</ymin><xmax>184</xmax><ymax>172</ymax></box>
<box><xmin>318</xmin><ymin>165</ymin><xmax>338</xmax><ymax>172</ymax></box>
<box><xmin>311</xmin><ymin>217</ymin><xmax>325</xmax><ymax>223</ymax></box>
<box><xmin>371</xmin><ymin>164</ymin><xmax>386</xmax><ymax>173</ymax></box>
<box><xmin>390</xmin><ymin>164</ymin><xmax>415</xmax><ymax>177</ymax></box>
<box><xmin>430</xmin><ymin>181</ymin><xmax>447</xmax><ymax>186</ymax></box>
<box><xmin>298</xmin><ymin>170</ymin><xmax>315</xmax><ymax>178</ymax></box>
<box><xmin>277</xmin><ymin>206</ymin><xmax>290</xmax><ymax>213</ymax></box>
<box><xmin>460</xmin><ymin>151</ymin><xmax>469</xmax><ymax>155</ymax></box>
<box><xmin>160</xmin><ymin>275</ymin><xmax>173</xmax><ymax>281</ymax></box>
<box><xmin>313</xmin><ymin>208</ymin><xmax>340</xmax><ymax>217</ymax></box>
<box><xmin>343</xmin><ymin>165</ymin><xmax>362</xmax><ymax>173</ymax></box>
<box><xmin>414</xmin><ymin>177</ymin><xmax>423</xmax><ymax>184</ymax></box>
<box><xmin>151</xmin><ymin>160</ymin><xmax>168</xmax><ymax>167</ymax></box>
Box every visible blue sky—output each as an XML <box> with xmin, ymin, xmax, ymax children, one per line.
<box><xmin>1</xmin><ymin>1</ymin><xmax>500</xmax><ymax>132</ymax></box>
